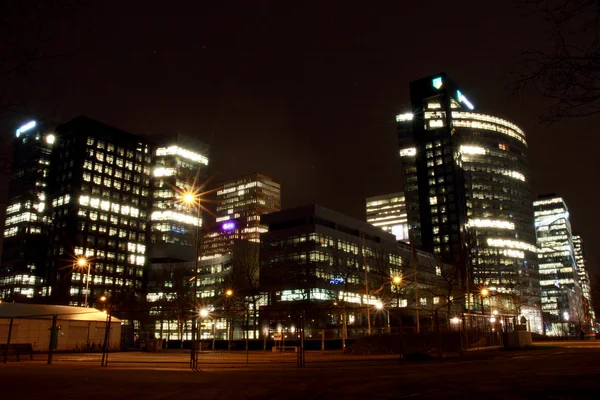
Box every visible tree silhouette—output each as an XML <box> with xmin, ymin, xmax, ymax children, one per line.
<box><xmin>513</xmin><ymin>0</ymin><xmax>600</xmax><ymax>122</ymax></box>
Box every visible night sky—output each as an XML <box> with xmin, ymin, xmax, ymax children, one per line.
<box><xmin>1</xmin><ymin>2</ymin><xmax>599</xmax><ymax>281</ymax></box>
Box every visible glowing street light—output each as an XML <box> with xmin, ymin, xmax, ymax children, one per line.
<box><xmin>75</xmin><ymin>257</ymin><xmax>92</xmax><ymax>308</ymax></box>
<box><xmin>225</xmin><ymin>289</ymin><xmax>233</xmax><ymax>297</ymax></box>
<box><xmin>392</xmin><ymin>276</ymin><xmax>402</xmax><ymax>285</ymax></box>
<box><xmin>199</xmin><ymin>308</ymin><xmax>209</xmax><ymax>318</ymax></box>
<box><xmin>450</xmin><ymin>317</ymin><xmax>461</xmax><ymax>324</ymax></box>
<box><xmin>99</xmin><ymin>295</ymin><xmax>107</xmax><ymax>302</ymax></box>
<box><xmin>481</xmin><ymin>288</ymin><xmax>489</xmax><ymax>297</ymax></box>
<box><xmin>375</xmin><ymin>301</ymin><xmax>384</xmax><ymax>310</ymax></box>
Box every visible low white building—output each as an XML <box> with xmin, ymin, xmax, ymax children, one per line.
<box><xmin>0</xmin><ymin>303</ymin><xmax>121</xmax><ymax>351</ymax></box>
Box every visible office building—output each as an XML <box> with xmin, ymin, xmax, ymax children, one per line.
<box><xmin>259</xmin><ymin>205</ymin><xmax>446</xmax><ymax>315</ymax></box>
<box><xmin>365</xmin><ymin>192</ymin><xmax>409</xmax><ymax>242</ymax></box>
<box><xmin>0</xmin><ymin>120</ymin><xmax>55</xmax><ymax>300</ymax></box>
<box><xmin>47</xmin><ymin>116</ymin><xmax>154</xmax><ymax>306</ymax></box>
<box><xmin>149</xmin><ymin>134</ymin><xmax>209</xmax><ymax>263</ymax></box>
<box><xmin>202</xmin><ymin>173</ymin><xmax>280</xmax><ymax>257</ymax></box>
<box><xmin>534</xmin><ymin>195</ymin><xmax>583</xmax><ymax>335</ymax></box>
<box><xmin>572</xmin><ymin>235</ymin><xmax>596</xmax><ymax>330</ymax></box>
<box><xmin>397</xmin><ymin>73</ymin><xmax>540</xmax><ymax>329</ymax></box>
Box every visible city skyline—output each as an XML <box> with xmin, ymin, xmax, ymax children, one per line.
<box><xmin>0</xmin><ymin>1</ymin><xmax>598</xmax><ymax>299</ymax></box>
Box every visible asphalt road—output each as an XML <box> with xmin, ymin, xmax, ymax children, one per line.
<box><xmin>1</xmin><ymin>343</ymin><xmax>599</xmax><ymax>399</ymax></box>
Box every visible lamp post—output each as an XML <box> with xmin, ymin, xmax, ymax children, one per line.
<box><xmin>76</xmin><ymin>257</ymin><xmax>91</xmax><ymax>308</ymax></box>
<box><xmin>375</xmin><ymin>301</ymin><xmax>390</xmax><ymax>333</ymax></box>
<box><xmin>392</xmin><ymin>275</ymin><xmax>405</xmax><ymax>360</ymax></box>
<box><xmin>480</xmin><ymin>287</ymin><xmax>489</xmax><ymax>316</ymax></box>
<box><xmin>225</xmin><ymin>289</ymin><xmax>233</xmax><ymax>350</ymax></box>
<box><xmin>182</xmin><ymin>190</ymin><xmax>202</xmax><ymax>368</ymax></box>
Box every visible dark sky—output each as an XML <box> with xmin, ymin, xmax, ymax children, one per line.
<box><xmin>1</xmin><ymin>1</ymin><xmax>599</xmax><ymax>278</ymax></box>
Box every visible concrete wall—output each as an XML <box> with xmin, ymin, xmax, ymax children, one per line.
<box><xmin>0</xmin><ymin>318</ymin><xmax>121</xmax><ymax>351</ymax></box>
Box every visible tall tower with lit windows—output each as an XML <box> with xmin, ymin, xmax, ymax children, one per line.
<box><xmin>148</xmin><ymin>134</ymin><xmax>209</xmax><ymax>263</ymax></box>
<box><xmin>47</xmin><ymin>116</ymin><xmax>154</xmax><ymax>306</ymax></box>
<box><xmin>397</xmin><ymin>73</ymin><xmax>540</xmax><ymax>329</ymax></box>
<box><xmin>202</xmin><ymin>173</ymin><xmax>280</xmax><ymax>257</ymax></box>
<box><xmin>0</xmin><ymin>120</ymin><xmax>55</xmax><ymax>301</ymax></box>
<box><xmin>534</xmin><ymin>195</ymin><xmax>583</xmax><ymax>335</ymax></box>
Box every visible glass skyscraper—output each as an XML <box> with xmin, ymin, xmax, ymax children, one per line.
<box><xmin>572</xmin><ymin>234</ymin><xmax>596</xmax><ymax>330</ymax></box>
<box><xmin>397</xmin><ymin>73</ymin><xmax>540</xmax><ymax>330</ymax></box>
<box><xmin>534</xmin><ymin>195</ymin><xmax>583</xmax><ymax>335</ymax></box>
<box><xmin>48</xmin><ymin>116</ymin><xmax>154</xmax><ymax>306</ymax></box>
<box><xmin>202</xmin><ymin>172</ymin><xmax>280</xmax><ymax>258</ymax></box>
<box><xmin>0</xmin><ymin>120</ymin><xmax>55</xmax><ymax>300</ymax></box>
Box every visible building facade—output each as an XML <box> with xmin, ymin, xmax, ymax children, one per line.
<box><xmin>0</xmin><ymin>120</ymin><xmax>55</xmax><ymax>300</ymax></box>
<box><xmin>47</xmin><ymin>116</ymin><xmax>154</xmax><ymax>306</ymax></box>
<box><xmin>259</xmin><ymin>205</ymin><xmax>449</xmax><ymax>320</ymax></box>
<box><xmin>365</xmin><ymin>192</ymin><xmax>409</xmax><ymax>242</ymax></box>
<box><xmin>572</xmin><ymin>234</ymin><xmax>596</xmax><ymax>331</ymax></box>
<box><xmin>397</xmin><ymin>73</ymin><xmax>540</xmax><ymax>328</ymax></box>
<box><xmin>149</xmin><ymin>134</ymin><xmax>209</xmax><ymax>263</ymax></box>
<box><xmin>202</xmin><ymin>173</ymin><xmax>280</xmax><ymax>257</ymax></box>
<box><xmin>534</xmin><ymin>195</ymin><xmax>583</xmax><ymax>335</ymax></box>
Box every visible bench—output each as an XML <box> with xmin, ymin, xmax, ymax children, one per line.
<box><xmin>1</xmin><ymin>344</ymin><xmax>34</xmax><ymax>362</ymax></box>
<box><xmin>272</xmin><ymin>346</ymin><xmax>298</xmax><ymax>353</ymax></box>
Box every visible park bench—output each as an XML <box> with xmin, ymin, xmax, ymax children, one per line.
<box><xmin>1</xmin><ymin>343</ymin><xmax>34</xmax><ymax>361</ymax></box>
<box><xmin>272</xmin><ymin>346</ymin><xmax>298</xmax><ymax>353</ymax></box>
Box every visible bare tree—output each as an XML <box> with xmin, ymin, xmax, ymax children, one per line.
<box><xmin>232</xmin><ymin>240</ymin><xmax>261</xmax><ymax>338</ymax></box>
<box><xmin>512</xmin><ymin>0</ymin><xmax>600</xmax><ymax>122</ymax></box>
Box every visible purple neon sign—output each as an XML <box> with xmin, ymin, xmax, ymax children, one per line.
<box><xmin>222</xmin><ymin>221</ymin><xmax>236</xmax><ymax>231</ymax></box>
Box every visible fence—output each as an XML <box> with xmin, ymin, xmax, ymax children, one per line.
<box><xmin>1</xmin><ymin>305</ymin><xmax>511</xmax><ymax>367</ymax></box>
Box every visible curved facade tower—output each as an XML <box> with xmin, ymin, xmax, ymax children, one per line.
<box><xmin>397</xmin><ymin>73</ymin><xmax>540</xmax><ymax>330</ymax></box>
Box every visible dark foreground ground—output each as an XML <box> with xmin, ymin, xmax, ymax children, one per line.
<box><xmin>1</xmin><ymin>342</ymin><xmax>599</xmax><ymax>399</ymax></box>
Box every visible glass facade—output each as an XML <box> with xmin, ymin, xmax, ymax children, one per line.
<box><xmin>534</xmin><ymin>196</ymin><xmax>583</xmax><ymax>335</ymax></box>
<box><xmin>397</xmin><ymin>73</ymin><xmax>540</xmax><ymax>324</ymax></box>
<box><xmin>47</xmin><ymin>117</ymin><xmax>154</xmax><ymax>306</ymax></box>
<box><xmin>365</xmin><ymin>192</ymin><xmax>409</xmax><ymax>242</ymax></box>
<box><xmin>202</xmin><ymin>173</ymin><xmax>280</xmax><ymax>257</ymax></box>
<box><xmin>0</xmin><ymin>121</ymin><xmax>54</xmax><ymax>300</ymax></box>
<box><xmin>573</xmin><ymin>234</ymin><xmax>596</xmax><ymax>330</ymax></box>
<box><xmin>149</xmin><ymin>135</ymin><xmax>209</xmax><ymax>261</ymax></box>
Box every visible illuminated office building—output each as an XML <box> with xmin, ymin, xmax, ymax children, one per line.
<box><xmin>397</xmin><ymin>73</ymin><xmax>540</xmax><ymax>328</ymax></box>
<box><xmin>534</xmin><ymin>195</ymin><xmax>583</xmax><ymax>335</ymax></box>
<box><xmin>573</xmin><ymin>234</ymin><xmax>596</xmax><ymax>330</ymax></box>
<box><xmin>0</xmin><ymin>120</ymin><xmax>55</xmax><ymax>300</ymax></box>
<box><xmin>47</xmin><ymin>116</ymin><xmax>154</xmax><ymax>306</ymax></box>
<box><xmin>149</xmin><ymin>134</ymin><xmax>209</xmax><ymax>263</ymax></box>
<box><xmin>365</xmin><ymin>192</ymin><xmax>409</xmax><ymax>242</ymax></box>
<box><xmin>202</xmin><ymin>173</ymin><xmax>280</xmax><ymax>257</ymax></box>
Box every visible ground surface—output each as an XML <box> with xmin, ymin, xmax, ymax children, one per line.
<box><xmin>1</xmin><ymin>341</ymin><xmax>599</xmax><ymax>399</ymax></box>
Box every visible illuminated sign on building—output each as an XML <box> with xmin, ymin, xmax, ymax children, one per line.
<box><xmin>329</xmin><ymin>277</ymin><xmax>344</xmax><ymax>285</ymax></box>
<box><xmin>456</xmin><ymin>90</ymin><xmax>475</xmax><ymax>110</ymax></box>
<box><xmin>222</xmin><ymin>221</ymin><xmax>236</xmax><ymax>231</ymax></box>
<box><xmin>16</xmin><ymin>121</ymin><xmax>37</xmax><ymax>137</ymax></box>
<box><xmin>432</xmin><ymin>76</ymin><xmax>443</xmax><ymax>90</ymax></box>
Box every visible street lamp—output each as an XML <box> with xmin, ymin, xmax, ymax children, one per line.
<box><xmin>225</xmin><ymin>289</ymin><xmax>233</xmax><ymax>297</ymax></box>
<box><xmin>375</xmin><ymin>301</ymin><xmax>390</xmax><ymax>333</ymax></box>
<box><xmin>76</xmin><ymin>257</ymin><xmax>91</xmax><ymax>308</ymax></box>
<box><xmin>480</xmin><ymin>287</ymin><xmax>489</xmax><ymax>316</ymax></box>
<box><xmin>180</xmin><ymin>188</ymin><xmax>202</xmax><ymax>367</ymax></box>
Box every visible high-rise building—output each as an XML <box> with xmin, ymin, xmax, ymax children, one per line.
<box><xmin>573</xmin><ymin>234</ymin><xmax>596</xmax><ymax>330</ymax></box>
<box><xmin>534</xmin><ymin>195</ymin><xmax>583</xmax><ymax>335</ymax></box>
<box><xmin>47</xmin><ymin>116</ymin><xmax>154</xmax><ymax>306</ymax></box>
<box><xmin>202</xmin><ymin>173</ymin><xmax>280</xmax><ymax>257</ymax></box>
<box><xmin>0</xmin><ymin>120</ymin><xmax>55</xmax><ymax>300</ymax></box>
<box><xmin>149</xmin><ymin>134</ymin><xmax>209</xmax><ymax>263</ymax></box>
<box><xmin>365</xmin><ymin>192</ymin><xmax>409</xmax><ymax>242</ymax></box>
<box><xmin>397</xmin><ymin>73</ymin><xmax>540</xmax><ymax>328</ymax></box>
